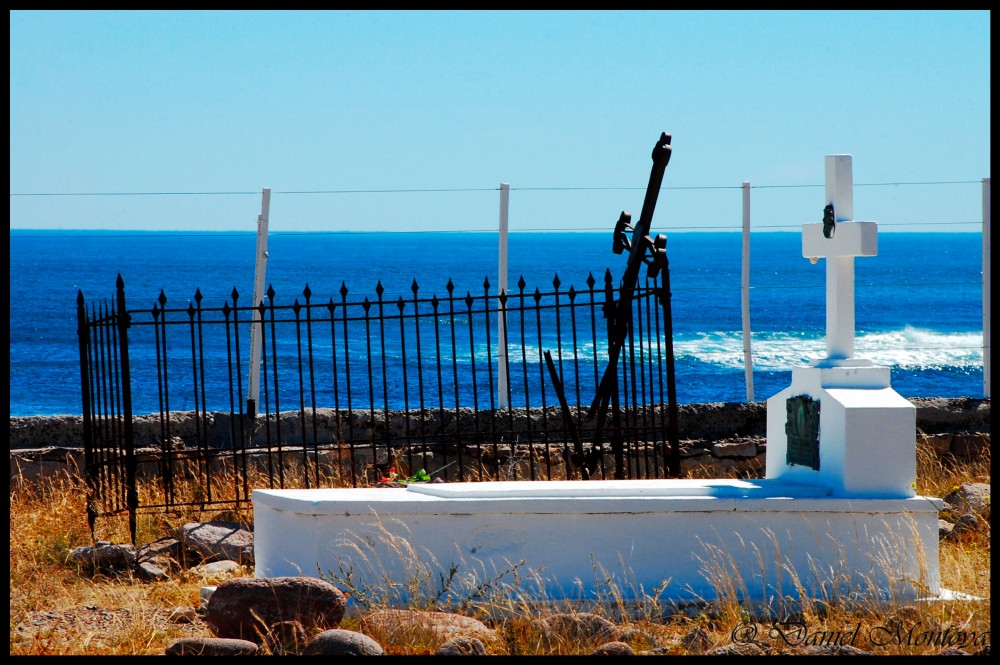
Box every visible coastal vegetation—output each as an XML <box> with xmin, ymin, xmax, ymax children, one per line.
<box><xmin>10</xmin><ymin>441</ymin><xmax>990</xmax><ymax>655</ymax></box>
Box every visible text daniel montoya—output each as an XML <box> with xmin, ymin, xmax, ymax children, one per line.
<box><xmin>731</xmin><ymin>621</ymin><xmax>990</xmax><ymax>650</ymax></box>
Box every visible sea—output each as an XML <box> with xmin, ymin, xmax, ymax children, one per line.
<box><xmin>8</xmin><ymin>230</ymin><xmax>986</xmax><ymax>417</ymax></box>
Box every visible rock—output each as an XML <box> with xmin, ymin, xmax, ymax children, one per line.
<box><xmin>9</xmin><ymin>447</ymin><xmax>85</xmax><ymax>484</ymax></box>
<box><xmin>540</xmin><ymin>612</ymin><xmax>619</xmax><ymax>648</ymax></box>
<box><xmin>943</xmin><ymin>483</ymin><xmax>990</xmax><ymax>519</ymax></box>
<box><xmin>680</xmin><ymin>451</ymin><xmax>712</xmax><ymax>474</ymax></box>
<box><xmin>910</xmin><ymin>398</ymin><xmax>991</xmax><ymax>434</ymax></box>
<box><xmin>711</xmin><ymin>440</ymin><xmax>759</xmax><ymax>458</ymax></box>
<box><xmin>435</xmin><ymin>636</ymin><xmax>488</xmax><ymax>655</ymax></box>
<box><xmin>206</xmin><ymin>576</ymin><xmax>347</xmax><ymax>642</ymax></box>
<box><xmin>192</xmin><ymin>559</ymin><xmax>245</xmax><ymax>578</ymax></box>
<box><xmin>885</xmin><ymin>605</ymin><xmax>942</xmax><ymax>634</ymax></box>
<box><xmin>802</xmin><ymin>643</ymin><xmax>872</xmax><ymax>655</ymax></box>
<box><xmin>10</xmin><ymin>414</ymin><xmax>86</xmax><ymax>449</ymax></box>
<box><xmin>167</xmin><ymin>606</ymin><xmax>199</xmax><ymax>624</ymax></box>
<box><xmin>137</xmin><ymin>536</ymin><xmax>195</xmax><ymax>568</ymax></box>
<box><xmin>919</xmin><ymin>433</ymin><xmax>954</xmax><ymax>455</ymax></box>
<box><xmin>936</xmin><ymin>646</ymin><xmax>971</xmax><ymax>656</ymax></box>
<box><xmin>640</xmin><ymin>646</ymin><xmax>673</xmax><ymax>655</ymax></box>
<box><xmin>135</xmin><ymin>537</ymin><xmax>199</xmax><ymax>580</ymax></box>
<box><xmin>68</xmin><ymin>541</ymin><xmax>137</xmax><ymax>574</ymax></box>
<box><xmin>165</xmin><ymin>637</ymin><xmax>259</xmax><ymax>656</ymax></box>
<box><xmin>618</xmin><ymin>627</ymin><xmax>660</xmax><ymax>650</ymax></box>
<box><xmin>174</xmin><ymin>521</ymin><xmax>254</xmax><ymax>565</ymax></box>
<box><xmin>953</xmin><ymin>513</ymin><xmax>984</xmax><ymax>535</ymax></box>
<box><xmin>732</xmin><ymin>454</ymin><xmax>766</xmax><ymax>478</ymax></box>
<box><xmin>680</xmin><ymin>625</ymin><xmax>712</xmax><ymax>653</ymax></box>
<box><xmin>676</xmin><ymin>402</ymin><xmax>767</xmax><ymax>439</ymax></box>
<box><xmin>361</xmin><ymin>608</ymin><xmax>495</xmax><ymax>646</ymax></box>
<box><xmin>709</xmin><ymin>457</ymin><xmax>737</xmax><ymax>475</ymax></box>
<box><xmin>591</xmin><ymin>641</ymin><xmax>635</xmax><ymax>656</ymax></box>
<box><xmin>262</xmin><ymin>620</ymin><xmax>310</xmax><ymax>656</ymax></box>
<box><xmin>303</xmin><ymin>628</ymin><xmax>385</xmax><ymax>656</ymax></box>
<box><xmin>949</xmin><ymin>434</ymin><xmax>990</xmax><ymax>459</ymax></box>
<box><xmin>707</xmin><ymin>642</ymin><xmax>766</xmax><ymax>656</ymax></box>
<box><xmin>136</xmin><ymin>559</ymin><xmax>172</xmax><ymax>581</ymax></box>
<box><xmin>939</xmin><ymin>519</ymin><xmax>956</xmax><ymax>539</ymax></box>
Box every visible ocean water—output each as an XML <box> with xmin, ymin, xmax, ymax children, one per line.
<box><xmin>8</xmin><ymin>230</ymin><xmax>986</xmax><ymax>417</ymax></box>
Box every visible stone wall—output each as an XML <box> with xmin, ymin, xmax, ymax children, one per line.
<box><xmin>9</xmin><ymin>398</ymin><xmax>989</xmax><ymax>485</ymax></box>
<box><xmin>8</xmin><ymin>398</ymin><xmax>990</xmax><ymax>451</ymax></box>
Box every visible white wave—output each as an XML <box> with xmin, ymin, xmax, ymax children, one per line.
<box><xmin>678</xmin><ymin>328</ymin><xmax>984</xmax><ymax>371</ymax></box>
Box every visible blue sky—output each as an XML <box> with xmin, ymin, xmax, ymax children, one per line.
<box><xmin>9</xmin><ymin>10</ymin><xmax>990</xmax><ymax>233</ymax></box>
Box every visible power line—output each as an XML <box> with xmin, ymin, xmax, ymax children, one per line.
<box><xmin>10</xmin><ymin>190</ymin><xmax>260</xmax><ymax>197</ymax></box>
<box><xmin>9</xmin><ymin>179</ymin><xmax>984</xmax><ymax>198</ymax></box>
<box><xmin>7</xmin><ymin>187</ymin><xmax>499</xmax><ymax>197</ymax></box>
<box><xmin>10</xmin><ymin>219</ymin><xmax>983</xmax><ymax>239</ymax></box>
<box><xmin>750</xmin><ymin>180</ymin><xmax>981</xmax><ymax>189</ymax></box>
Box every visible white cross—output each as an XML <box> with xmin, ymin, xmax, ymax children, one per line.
<box><xmin>802</xmin><ymin>155</ymin><xmax>878</xmax><ymax>365</ymax></box>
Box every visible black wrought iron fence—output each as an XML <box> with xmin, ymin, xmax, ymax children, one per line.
<box><xmin>78</xmin><ymin>269</ymin><xmax>679</xmax><ymax>541</ymax></box>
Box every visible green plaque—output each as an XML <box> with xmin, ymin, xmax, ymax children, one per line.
<box><xmin>785</xmin><ymin>395</ymin><xmax>820</xmax><ymax>470</ymax></box>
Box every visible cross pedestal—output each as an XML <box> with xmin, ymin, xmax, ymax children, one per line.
<box><xmin>766</xmin><ymin>155</ymin><xmax>916</xmax><ymax>498</ymax></box>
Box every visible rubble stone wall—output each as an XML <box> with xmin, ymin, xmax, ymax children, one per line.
<box><xmin>9</xmin><ymin>397</ymin><xmax>989</xmax><ymax>451</ymax></box>
<box><xmin>10</xmin><ymin>398</ymin><xmax>989</xmax><ymax>485</ymax></box>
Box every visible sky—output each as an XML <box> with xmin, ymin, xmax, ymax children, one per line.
<box><xmin>9</xmin><ymin>10</ymin><xmax>991</xmax><ymax>234</ymax></box>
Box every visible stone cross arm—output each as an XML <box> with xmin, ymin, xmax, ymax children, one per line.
<box><xmin>802</xmin><ymin>220</ymin><xmax>877</xmax><ymax>261</ymax></box>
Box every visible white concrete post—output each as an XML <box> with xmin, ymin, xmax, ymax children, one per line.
<box><xmin>741</xmin><ymin>181</ymin><xmax>754</xmax><ymax>402</ymax></box>
<box><xmin>802</xmin><ymin>155</ymin><xmax>877</xmax><ymax>364</ymax></box>
<box><xmin>984</xmin><ymin>177</ymin><xmax>991</xmax><ymax>398</ymax></box>
<box><xmin>497</xmin><ymin>183</ymin><xmax>510</xmax><ymax>409</ymax></box>
<box><xmin>248</xmin><ymin>187</ymin><xmax>270</xmax><ymax>412</ymax></box>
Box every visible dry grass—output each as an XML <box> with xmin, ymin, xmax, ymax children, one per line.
<box><xmin>9</xmin><ymin>442</ymin><xmax>990</xmax><ymax>656</ymax></box>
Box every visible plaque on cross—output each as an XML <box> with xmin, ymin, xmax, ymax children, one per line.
<box><xmin>801</xmin><ymin>154</ymin><xmax>878</xmax><ymax>366</ymax></box>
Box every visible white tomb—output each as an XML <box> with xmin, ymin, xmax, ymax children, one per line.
<box><xmin>253</xmin><ymin>155</ymin><xmax>943</xmax><ymax>611</ymax></box>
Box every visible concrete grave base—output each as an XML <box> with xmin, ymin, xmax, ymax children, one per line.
<box><xmin>253</xmin><ymin>479</ymin><xmax>943</xmax><ymax>609</ymax></box>
<box><xmin>766</xmin><ymin>365</ymin><xmax>918</xmax><ymax>499</ymax></box>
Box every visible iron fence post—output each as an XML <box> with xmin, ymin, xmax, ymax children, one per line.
<box><xmin>658</xmin><ymin>268</ymin><xmax>681</xmax><ymax>477</ymax></box>
<box><xmin>77</xmin><ymin>290</ymin><xmax>99</xmax><ymax>539</ymax></box>
<box><xmin>115</xmin><ymin>275</ymin><xmax>138</xmax><ymax>544</ymax></box>
<box><xmin>603</xmin><ymin>270</ymin><xmax>626</xmax><ymax>479</ymax></box>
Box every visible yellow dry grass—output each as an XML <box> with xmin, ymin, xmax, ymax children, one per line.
<box><xmin>9</xmin><ymin>441</ymin><xmax>990</xmax><ymax>655</ymax></box>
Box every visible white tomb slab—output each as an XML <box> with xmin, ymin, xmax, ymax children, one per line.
<box><xmin>254</xmin><ymin>479</ymin><xmax>941</xmax><ymax>607</ymax></box>
<box><xmin>252</xmin><ymin>154</ymin><xmax>944</xmax><ymax>610</ymax></box>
